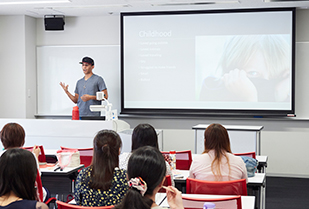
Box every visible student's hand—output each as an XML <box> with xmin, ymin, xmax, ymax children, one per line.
<box><xmin>223</xmin><ymin>68</ymin><xmax>258</xmax><ymax>102</ymax></box>
<box><xmin>32</xmin><ymin>145</ymin><xmax>40</xmax><ymax>159</ymax></box>
<box><xmin>166</xmin><ymin>186</ymin><xmax>184</xmax><ymax>209</ymax></box>
<box><xmin>60</xmin><ymin>82</ymin><xmax>69</xmax><ymax>93</ymax></box>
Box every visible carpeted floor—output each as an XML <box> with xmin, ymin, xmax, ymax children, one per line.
<box><xmin>266</xmin><ymin>176</ymin><xmax>309</xmax><ymax>209</ymax></box>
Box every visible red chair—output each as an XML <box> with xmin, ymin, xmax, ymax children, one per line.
<box><xmin>234</xmin><ymin>152</ymin><xmax>256</xmax><ymax>159</ymax></box>
<box><xmin>182</xmin><ymin>195</ymin><xmax>242</xmax><ymax>209</ymax></box>
<box><xmin>186</xmin><ymin>178</ymin><xmax>247</xmax><ymax>196</ymax></box>
<box><xmin>35</xmin><ymin>169</ymin><xmax>44</xmax><ymax>202</ymax></box>
<box><xmin>161</xmin><ymin>150</ymin><xmax>193</xmax><ymax>170</ymax></box>
<box><xmin>60</xmin><ymin>146</ymin><xmax>93</xmax><ymax>167</ymax></box>
<box><xmin>23</xmin><ymin>146</ymin><xmax>56</xmax><ymax>204</ymax></box>
<box><xmin>158</xmin><ymin>175</ymin><xmax>172</xmax><ymax>193</ymax></box>
<box><xmin>35</xmin><ymin>169</ymin><xmax>57</xmax><ymax>205</ymax></box>
<box><xmin>23</xmin><ymin>145</ymin><xmax>46</xmax><ymax>163</ymax></box>
<box><xmin>56</xmin><ymin>201</ymin><xmax>114</xmax><ymax>209</ymax></box>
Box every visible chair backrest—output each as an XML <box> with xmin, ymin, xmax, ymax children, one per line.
<box><xmin>186</xmin><ymin>178</ymin><xmax>247</xmax><ymax>196</ymax></box>
<box><xmin>35</xmin><ymin>169</ymin><xmax>44</xmax><ymax>202</ymax></box>
<box><xmin>162</xmin><ymin>150</ymin><xmax>193</xmax><ymax>170</ymax></box>
<box><xmin>56</xmin><ymin>201</ymin><xmax>114</xmax><ymax>209</ymax></box>
<box><xmin>35</xmin><ymin>172</ymin><xmax>57</xmax><ymax>205</ymax></box>
<box><xmin>23</xmin><ymin>145</ymin><xmax>46</xmax><ymax>163</ymax></box>
<box><xmin>233</xmin><ymin>152</ymin><xmax>256</xmax><ymax>159</ymax></box>
<box><xmin>60</xmin><ymin>146</ymin><xmax>93</xmax><ymax>167</ymax></box>
<box><xmin>182</xmin><ymin>195</ymin><xmax>242</xmax><ymax>209</ymax></box>
<box><xmin>158</xmin><ymin>175</ymin><xmax>172</xmax><ymax>193</ymax></box>
<box><xmin>176</xmin><ymin>150</ymin><xmax>193</xmax><ymax>170</ymax></box>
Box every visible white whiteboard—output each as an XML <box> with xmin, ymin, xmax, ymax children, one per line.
<box><xmin>37</xmin><ymin>45</ymin><xmax>120</xmax><ymax>116</ymax></box>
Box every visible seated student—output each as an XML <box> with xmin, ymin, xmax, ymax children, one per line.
<box><xmin>74</xmin><ymin>130</ymin><xmax>128</xmax><ymax>206</ymax></box>
<box><xmin>115</xmin><ymin>146</ymin><xmax>184</xmax><ymax>209</ymax></box>
<box><xmin>189</xmin><ymin>123</ymin><xmax>248</xmax><ymax>182</ymax></box>
<box><xmin>0</xmin><ymin>148</ymin><xmax>48</xmax><ymax>209</ymax></box>
<box><xmin>0</xmin><ymin>123</ymin><xmax>47</xmax><ymax>201</ymax></box>
<box><xmin>0</xmin><ymin>123</ymin><xmax>40</xmax><ymax>158</ymax></box>
<box><xmin>119</xmin><ymin>123</ymin><xmax>174</xmax><ymax>186</ymax></box>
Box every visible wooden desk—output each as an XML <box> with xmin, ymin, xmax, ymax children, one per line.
<box><xmin>40</xmin><ymin>164</ymin><xmax>84</xmax><ymax>197</ymax></box>
<box><xmin>160</xmin><ymin>194</ymin><xmax>255</xmax><ymax>209</ymax></box>
<box><xmin>192</xmin><ymin>124</ymin><xmax>263</xmax><ymax>155</ymax></box>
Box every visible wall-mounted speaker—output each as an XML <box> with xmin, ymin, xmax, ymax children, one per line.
<box><xmin>44</xmin><ymin>15</ymin><xmax>65</xmax><ymax>31</ymax></box>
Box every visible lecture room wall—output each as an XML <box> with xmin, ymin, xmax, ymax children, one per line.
<box><xmin>0</xmin><ymin>15</ymin><xmax>36</xmax><ymax>118</ymax></box>
<box><xmin>1</xmin><ymin>10</ymin><xmax>309</xmax><ymax>177</ymax></box>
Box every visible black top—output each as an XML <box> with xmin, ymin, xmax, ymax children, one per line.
<box><xmin>0</xmin><ymin>200</ymin><xmax>37</xmax><ymax>209</ymax></box>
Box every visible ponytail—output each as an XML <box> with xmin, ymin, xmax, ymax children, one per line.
<box><xmin>115</xmin><ymin>187</ymin><xmax>152</xmax><ymax>209</ymax></box>
<box><xmin>115</xmin><ymin>146</ymin><xmax>166</xmax><ymax>209</ymax></box>
<box><xmin>90</xmin><ymin>130</ymin><xmax>122</xmax><ymax>190</ymax></box>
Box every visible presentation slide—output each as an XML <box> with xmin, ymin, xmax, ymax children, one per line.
<box><xmin>121</xmin><ymin>9</ymin><xmax>294</xmax><ymax>114</ymax></box>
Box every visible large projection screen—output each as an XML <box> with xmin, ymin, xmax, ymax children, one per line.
<box><xmin>121</xmin><ymin>8</ymin><xmax>295</xmax><ymax>117</ymax></box>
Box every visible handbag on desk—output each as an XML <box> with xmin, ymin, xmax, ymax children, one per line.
<box><xmin>56</xmin><ymin>149</ymin><xmax>80</xmax><ymax>169</ymax></box>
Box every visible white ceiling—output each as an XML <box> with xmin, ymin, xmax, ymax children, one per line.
<box><xmin>0</xmin><ymin>0</ymin><xmax>309</xmax><ymax>18</ymax></box>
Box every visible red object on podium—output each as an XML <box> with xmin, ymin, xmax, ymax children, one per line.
<box><xmin>72</xmin><ymin>106</ymin><xmax>79</xmax><ymax>120</ymax></box>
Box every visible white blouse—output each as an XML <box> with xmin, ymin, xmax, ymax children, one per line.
<box><xmin>189</xmin><ymin>150</ymin><xmax>248</xmax><ymax>183</ymax></box>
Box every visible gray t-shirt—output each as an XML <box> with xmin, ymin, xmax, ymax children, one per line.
<box><xmin>74</xmin><ymin>74</ymin><xmax>107</xmax><ymax>117</ymax></box>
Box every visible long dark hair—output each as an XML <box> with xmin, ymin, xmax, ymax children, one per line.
<box><xmin>203</xmin><ymin>123</ymin><xmax>232</xmax><ymax>180</ymax></box>
<box><xmin>0</xmin><ymin>123</ymin><xmax>25</xmax><ymax>149</ymax></box>
<box><xmin>89</xmin><ymin>130</ymin><xmax>122</xmax><ymax>190</ymax></box>
<box><xmin>0</xmin><ymin>148</ymin><xmax>37</xmax><ymax>200</ymax></box>
<box><xmin>131</xmin><ymin>124</ymin><xmax>158</xmax><ymax>151</ymax></box>
<box><xmin>115</xmin><ymin>146</ymin><xmax>166</xmax><ymax>209</ymax></box>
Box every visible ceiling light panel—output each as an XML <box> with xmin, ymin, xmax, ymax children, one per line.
<box><xmin>0</xmin><ymin>0</ymin><xmax>71</xmax><ymax>5</ymax></box>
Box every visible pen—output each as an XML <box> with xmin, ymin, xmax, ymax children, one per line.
<box><xmin>162</xmin><ymin>186</ymin><xmax>175</xmax><ymax>193</ymax></box>
<box><xmin>54</xmin><ymin>166</ymin><xmax>61</xmax><ymax>171</ymax></box>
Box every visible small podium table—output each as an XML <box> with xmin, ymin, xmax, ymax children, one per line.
<box><xmin>192</xmin><ymin>124</ymin><xmax>264</xmax><ymax>155</ymax></box>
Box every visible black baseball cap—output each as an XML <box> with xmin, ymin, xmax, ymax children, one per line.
<box><xmin>79</xmin><ymin>57</ymin><xmax>94</xmax><ymax>65</ymax></box>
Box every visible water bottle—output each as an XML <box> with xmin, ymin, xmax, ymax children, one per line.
<box><xmin>169</xmin><ymin>150</ymin><xmax>176</xmax><ymax>170</ymax></box>
<box><xmin>203</xmin><ymin>202</ymin><xmax>216</xmax><ymax>209</ymax></box>
<box><xmin>72</xmin><ymin>106</ymin><xmax>79</xmax><ymax>120</ymax></box>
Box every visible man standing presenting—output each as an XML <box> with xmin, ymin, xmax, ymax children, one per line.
<box><xmin>60</xmin><ymin>56</ymin><xmax>108</xmax><ymax>117</ymax></box>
